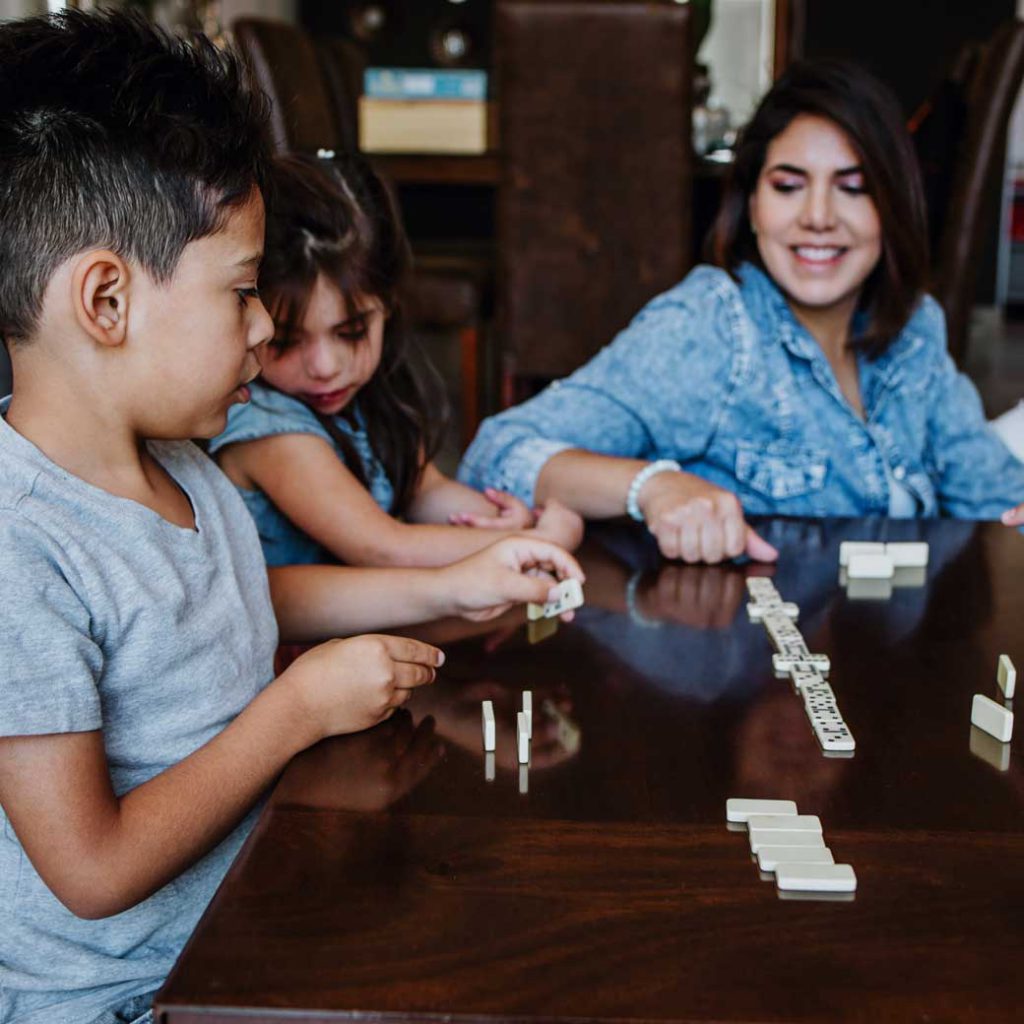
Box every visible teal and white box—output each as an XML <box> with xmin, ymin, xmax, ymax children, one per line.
<box><xmin>364</xmin><ymin>68</ymin><xmax>487</xmax><ymax>102</ymax></box>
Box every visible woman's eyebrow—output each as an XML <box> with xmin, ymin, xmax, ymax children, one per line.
<box><xmin>765</xmin><ymin>163</ymin><xmax>807</xmax><ymax>175</ymax></box>
<box><xmin>835</xmin><ymin>165</ymin><xmax>865</xmax><ymax>177</ymax></box>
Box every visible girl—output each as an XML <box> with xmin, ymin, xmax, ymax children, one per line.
<box><xmin>459</xmin><ymin>59</ymin><xmax>1024</xmax><ymax>563</ymax></box>
<box><xmin>210</xmin><ymin>153</ymin><xmax>582</xmax><ymax>567</ymax></box>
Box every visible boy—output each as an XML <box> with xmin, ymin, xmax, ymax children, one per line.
<box><xmin>0</xmin><ymin>12</ymin><xmax>582</xmax><ymax>1024</ymax></box>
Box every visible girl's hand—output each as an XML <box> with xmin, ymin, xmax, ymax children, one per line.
<box><xmin>533</xmin><ymin>499</ymin><xmax>585</xmax><ymax>551</ymax></box>
<box><xmin>441</xmin><ymin>536</ymin><xmax>585</xmax><ymax>623</ymax></box>
<box><xmin>280</xmin><ymin>635</ymin><xmax>444</xmax><ymax>743</ymax></box>
<box><xmin>1002</xmin><ymin>503</ymin><xmax>1024</xmax><ymax>527</ymax></box>
<box><xmin>448</xmin><ymin>487</ymin><xmax>535</xmax><ymax>530</ymax></box>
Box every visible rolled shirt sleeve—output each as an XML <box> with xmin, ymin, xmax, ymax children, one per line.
<box><xmin>459</xmin><ymin>268</ymin><xmax>742</xmax><ymax>505</ymax></box>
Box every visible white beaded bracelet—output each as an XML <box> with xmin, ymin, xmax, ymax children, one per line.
<box><xmin>625</xmin><ymin>459</ymin><xmax>683</xmax><ymax>522</ymax></box>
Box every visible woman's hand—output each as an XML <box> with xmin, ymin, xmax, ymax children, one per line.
<box><xmin>639</xmin><ymin>472</ymin><xmax>777</xmax><ymax>564</ymax></box>
<box><xmin>448</xmin><ymin>487</ymin><xmax>535</xmax><ymax>530</ymax></box>
<box><xmin>1002</xmin><ymin>503</ymin><xmax>1024</xmax><ymax>527</ymax></box>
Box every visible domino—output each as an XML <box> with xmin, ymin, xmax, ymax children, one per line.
<box><xmin>998</xmin><ymin>655</ymin><xmax>1016</xmax><ymax>700</ymax></box>
<box><xmin>846</xmin><ymin>553</ymin><xmax>894</xmax><ymax>580</ymax></box>
<box><xmin>527</xmin><ymin>577</ymin><xmax>584</xmax><ymax>621</ymax></box>
<box><xmin>971</xmin><ymin>694</ymin><xmax>1014</xmax><ymax>743</ymax></box>
<box><xmin>747</xmin><ymin>601</ymin><xmax>799</xmax><ymax>622</ymax></box>
<box><xmin>748</xmin><ymin>830</ymin><xmax>826</xmax><ymax>854</ymax></box>
<box><xmin>844</xmin><ymin>576</ymin><xmax>894</xmax><ymax>601</ymax></box>
<box><xmin>884</xmin><ymin>542</ymin><xmax>929</xmax><ymax>568</ymax></box>
<box><xmin>775</xmin><ymin>863</ymin><xmax>857</xmax><ymax>893</ymax></box>
<box><xmin>839</xmin><ymin>541</ymin><xmax>885</xmax><ymax>566</ymax></box>
<box><xmin>757</xmin><ymin>846</ymin><xmax>834</xmax><ymax>872</ymax></box>
<box><xmin>745</xmin><ymin>577</ymin><xmax>779</xmax><ymax>599</ymax></box>
<box><xmin>746</xmin><ymin>814</ymin><xmax>822</xmax><ymax>834</ymax></box>
<box><xmin>516</xmin><ymin>710</ymin><xmax>531</xmax><ymax>763</ymax></box>
<box><xmin>481</xmin><ymin>700</ymin><xmax>496</xmax><ymax>752</ymax></box>
<box><xmin>773</xmin><ymin>652</ymin><xmax>830</xmax><ymax>675</ymax></box>
<box><xmin>812</xmin><ymin>720</ymin><xmax>856</xmax><ymax>753</ymax></box>
<box><xmin>726</xmin><ymin>798</ymin><xmax>798</xmax><ymax>823</ymax></box>
<box><xmin>788</xmin><ymin>666</ymin><xmax>825</xmax><ymax>693</ymax></box>
<box><xmin>762</xmin><ymin>614</ymin><xmax>806</xmax><ymax>650</ymax></box>
<box><xmin>522</xmin><ymin>690</ymin><xmax>533</xmax><ymax>739</ymax></box>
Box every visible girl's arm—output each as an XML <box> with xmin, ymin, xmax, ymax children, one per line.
<box><xmin>409</xmin><ymin>461</ymin><xmax>531</xmax><ymax>526</ymax></box>
<box><xmin>221</xmin><ymin>433</ymin><xmax>581</xmax><ymax>567</ymax></box>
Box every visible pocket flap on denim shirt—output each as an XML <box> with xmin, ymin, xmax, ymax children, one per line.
<box><xmin>734</xmin><ymin>440</ymin><xmax>829</xmax><ymax>500</ymax></box>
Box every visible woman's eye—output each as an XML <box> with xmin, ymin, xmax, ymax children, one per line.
<box><xmin>770</xmin><ymin>181</ymin><xmax>801</xmax><ymax>194</ymax></box>
<box><xmin>337</xmin><ymin>317</ymin><xmax>369</xmax><ymax>342</ymax></box>
<box><xmin>236</xmin><ymin>286</ymin><xmax>260</xmax><ymax>307</ymax></box>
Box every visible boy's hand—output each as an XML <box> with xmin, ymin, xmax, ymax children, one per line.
<box><xmin>281</xmin><ymin>635</ymin><xmax>444</xmax><ymax>743</ymax></box>
<box><xmin>1002</xmin><ymin>503</ymin><xmax>1024</xmax><ymax>527</ymax></box>
<box><xmin>639</xmin><ymin>473</ymin><xmax>777</xmax><ymax>564</ymax></box>
<box><xmin>533</xmin><ymin>498</ymin><xmax>585</xmax><ymax>551</ymax></box>
<box><xmin>448</xmin><ymin>487</ymin><xmax>535</xmax><ymax>530</ymax></box>
<box><xmin>441</xmin><ymin>536</ymin><xmax>585</xmax><ymax>622</ymax></box>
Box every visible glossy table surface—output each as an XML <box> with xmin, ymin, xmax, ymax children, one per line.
<box><xmin>155</xmin><ymin>518</ymin><xmax>1024</xmax><ymax>1023</ymax></box>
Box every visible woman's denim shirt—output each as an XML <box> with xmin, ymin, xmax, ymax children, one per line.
<box><xmin>209</xmin><ymin>382</ymin><xmax>394</xmax><ymax>566</ymax></box>
<box><xmin>459</xmin><ymin>263</ymin><xmax>1024</xmax><ymax>519</ymax></box>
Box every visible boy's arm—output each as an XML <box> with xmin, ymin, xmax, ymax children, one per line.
<box><xmin>268</xmin><ymin>534</ymin><xmax>586</xmax><ymax>644</ymax></box>
<box><xmin>0</xmin><ymin>634</ymin><xmax>441</xmax><ymax>920</ymax></box>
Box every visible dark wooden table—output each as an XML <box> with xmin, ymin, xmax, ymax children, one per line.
<box><xmin>155</xmin><ymin>517</ymin><xmax>1024</xmax><ymax>1023</ymax></box>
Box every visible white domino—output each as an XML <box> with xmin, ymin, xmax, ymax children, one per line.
<box><xmin>758</xmin><ymin>846</ymin><xmax>835</xmax><ymax>872</ymax></box>
<box><xmin>527</xmin><ymin>577</ymin><xmax>584</xmax><ymax>621</ymax></box>
<box><xmin>997</xmin><ymin>655</ymin><xmax>1016</xmax><ymax>700</ymax></box>
<box><xmin>746</xmin><ymin>578</ymin><xmax>779</xmax><ymax>599</ymax></box>
<box><xmin>517</xmin><ymin>710</ymin><xmax>530</xmax><ymax>763</ymax></box>
<box><xmin>773</xmin><ymin>652</ymin><xmax>830</xmax><ymax>675</ymax></box>
<box><xmin>747</xmin><ymin>601</ymin><xmax>799</xmax><ymax>622</ymax></box>
<box><xmin>846</xmin><ymin>553</ymin><xmax>894</xmax><ymax>580</ymax></box>
<box><xmin>839</xmin><ymin>541</ymin><xmax>885</xmax><ymax>566</ymax></box>
<box><xmin>749</xmin><ymin>830</ymin><xmax>826</xmax><ymax>854</ymax></box>
<box><xmin>776</xmin><ymin>863</ymin><xmax>856</xmax><ymax>893</ymax></box>
<box><xmin>726</xmin><ymin>798</ymin><xmax>798</xmax><ymax>823</ymax></box>
<box><xmin>812</xmin><ymin>719</ymin><xmax>856</xmax><ymax>752</ymax></box>
<box><xmin>884</xmin><ymin>542</ymin><xmax>929</xmax><ymax>568</ymax></box>
<box><xmin>789</xmin><ymin>666</ymin><xmax>825</xmax><ymax>693</ymax></box>
<box><xmin>481</xmin><ymin>700</ymin><xmax>495</xmax><ymax>752</ymax></box>
<box><xmin>522</xmin><ymin>690</ymin><xmax>533</xmax><ymax>738</ymax></box>
<box><xmin>746</xmin><ymin>814</ymin><xmax>822</xmax><ymax>834</ymax></box>
<box><xmin>971</xmin><ymin>693</ymin><xmax>1014</xmax><ymax>743</ymax></box>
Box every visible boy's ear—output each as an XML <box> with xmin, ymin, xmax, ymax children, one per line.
<box><xmin>73</xmin><ymin>251</ymin><xmax>130</xmax><ymax>348</ymax></box>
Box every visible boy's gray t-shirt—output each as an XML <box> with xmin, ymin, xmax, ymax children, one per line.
<box><xmin>0</xmin><ymin>406</ymin><xmax>279</xmax><ymax>1024</ymax></box>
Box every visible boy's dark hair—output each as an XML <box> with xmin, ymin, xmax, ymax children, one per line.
<box><xmin>0</xmin><ymin>9</ymin><xmax>272</xmax><ymax>344</ymax></box>
<box><xmin>259</xmin><ymin>153</ymin><xmax>448</xmax><ymax>519</ymax></box>
<box><xmin>706</xmin><ymin>59</ymin><xmax>929</xmax><ymax>357</ymax></box>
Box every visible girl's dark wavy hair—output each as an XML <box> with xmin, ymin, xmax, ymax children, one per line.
<box><xmin>706</xmin><ymin>59</ymin><xmax>930</xmax><ymax>357</ymax></box>
<box><xmin>259</xmin><ymin>153</ymin><xmax>448</xmax><ymax>517</ymax></box>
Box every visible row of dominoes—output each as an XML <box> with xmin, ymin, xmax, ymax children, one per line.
<box><xmin>970</xmin><ymin>656</ymin><xmax>1016</xmax><ymax>745</ymax></box>
<box><xmin>481</xmin><ymin>691</ymin><xmax>533</xmax><ymax>763</ymax></box>
<box><xmin>727</xmin><ymin>799</ymin><xmax>857</xmax><ymax>895</ymax></box>
<box><xmin>747</xmin><ymin>578</ymin><xmax>855</xmax><ymax>754</ymax></box>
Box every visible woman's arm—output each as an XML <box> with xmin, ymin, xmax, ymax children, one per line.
<box><xmin>221</xmin><ymin>434</ymin><xmax>578</xmax><ymax>568</ymax></box>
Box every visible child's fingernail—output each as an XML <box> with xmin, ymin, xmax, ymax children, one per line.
<box><xmin>436</xmin><ymin>651</ymin><xmax>446</xmax><ymax>666</ymax></box>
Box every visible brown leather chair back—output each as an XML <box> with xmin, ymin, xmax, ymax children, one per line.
<box><xmin>315</xmin><ymin>35</ymin><xmax>367</xmax><ymax>154</ymax></box>
<box><xmin>233</xmin><ymin>18</ymin><xmax>342</xmax><ymax>155</ymax></box>
<box><xmin>496</xmin><ymin>0</ymin><xmax>693</xmax><ymax>382</ymax></box>
<box><xmin>932</xmin><ymin>19</ymin><xmax>1024</xmax><ymax>364</ymax></box>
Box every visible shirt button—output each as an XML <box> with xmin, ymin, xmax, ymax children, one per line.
<box><xmin>892</xmin><ymin>465</ymin><xmax>907</xmax><ymax>481</ymax></box>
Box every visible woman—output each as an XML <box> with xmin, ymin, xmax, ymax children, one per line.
<box><xmin>459</xmin><ymin>59</ymin><xmax>1024</xmax><ymax>563</ymax></box>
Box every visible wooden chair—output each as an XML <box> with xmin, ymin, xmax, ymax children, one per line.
<box><xmin>495</xmin><ymin>0</ymin><xmax>694</xmax><ymax>394</ymax></box>
<box><xmin>233</xmin><ymin>17</ymin><xmax>488</xmax><ymax>447</ymax></box>
<box><xmin>929</xmin><ymin>19</ymin><xmax>1024</xmax><ymax>365</ymax></box>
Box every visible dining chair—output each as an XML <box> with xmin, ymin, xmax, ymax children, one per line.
<box><xmin>929</xmin><ymin>18</ymin><xmax>1024</xmax><ymax>366</ymax></box>
<box><xmin>495</xmin><ymin>0</ymin><xmax>694</xmax><ymax>395</ymax></box>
